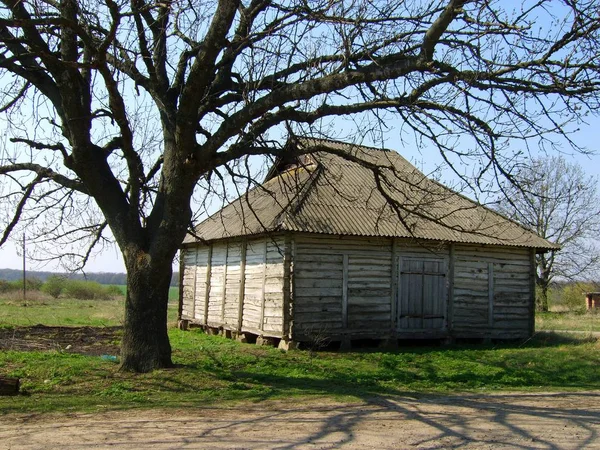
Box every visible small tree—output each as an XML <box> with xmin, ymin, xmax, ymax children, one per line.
<box><xmin>496</xmin><ymin>157</ymin><xmax>600</xmax><ymax>311</ymax></box>
<box><xmin>41</xmin><ymin>275</ymin><xmax>67</xmax><ymax>298</ymax></box>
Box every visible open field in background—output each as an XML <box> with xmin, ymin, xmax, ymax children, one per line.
<box><xmin>0</xmin><ymin>295</ymin><xmax>179</xmax><ymax>328</ymax></box>
<box><xmin>1</xmin><ymin>290</ymin><xmax>597</xmax><ymax>331</ymax></box>
<box><xmin>0</xmin><ymin>282</ymin><xmax>179</xmax><ymax>327</ymax></box>
<box><xmin>0</xmin><ymin>293</ymin><xmax>599</xmax><ymax>414</ymax></box>
<box><xmin>536</xmin><ymin>311</ymin><xmax>600</xmax><ymax>332</ymax></box>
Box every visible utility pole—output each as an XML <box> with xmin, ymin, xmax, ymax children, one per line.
<box><xmin>22</xmin><ymin>233</ymin><xmax>26</xmax><ymax>300</ymax></box>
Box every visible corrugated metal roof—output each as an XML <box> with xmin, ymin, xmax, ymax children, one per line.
<box><xmin>184</xmin><ymin>138</ymin><xmax>558</xmax><ymax>250</ymax></box>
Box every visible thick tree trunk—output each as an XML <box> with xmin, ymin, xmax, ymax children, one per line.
<box><xmin>120</xmin><ymin>256</ymin><xmax>174</xmax><ymax>372</ymax></box>
<box><xmin>536</xmin><ymin>279</ymin><xmax>550</xmax><ymax>312</ymax></box>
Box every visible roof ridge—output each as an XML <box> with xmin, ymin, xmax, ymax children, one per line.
<box><xmin>297</xmin><ymin>136</ymin><xmax>395</xmax><ymax>154</ymax></box>
<box><xmin>275</xmin><ymin>163</ymin><xmax>323</xmax><ymax>230</ymax></box>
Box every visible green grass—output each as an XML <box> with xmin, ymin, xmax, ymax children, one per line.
<box><xmin>0</xmin><ymin>297</ymin><xmax>125</xmax><ymax>327</ymax></box>
<box><xmin>1</xmin><ymin>297</ymin><xmax>599</xmax><ymax>415</ymax></box>
<box><xmin>0</xmin><ymin>296</ymin><xmax>179</xmax><ymax>328</ymax></box>
<box><xmin>0</xmin><ymin>330</ymin><xmax>598</xmax><ymax>414</ymax></box>
<box><xmin>536</xmin><ymin>311</ymin><xmax>600</xmax><ymax>333</ymax></box>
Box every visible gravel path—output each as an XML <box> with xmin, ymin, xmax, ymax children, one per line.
<box><xmin>1</xmin><ymin>392</ymin><xmax>599</xmax><ymax>449</ymax></box>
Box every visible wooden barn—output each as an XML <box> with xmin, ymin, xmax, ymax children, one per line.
<box><xmin>179</xmin><ymin>138</ymin><xmax>557</xmax><ymax>348</ymax></box>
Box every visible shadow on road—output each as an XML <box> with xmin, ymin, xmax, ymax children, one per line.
<box><xmin>3</xmin><ymin>391</ymin><xmax>599</xmax><ymax>449</ymax></box>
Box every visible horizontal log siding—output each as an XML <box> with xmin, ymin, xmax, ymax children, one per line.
<box><xmin>347</xmin><ymin>253</ymin><xmax>392</xmax><ymax>330</ymax></box>
<box><xmin>293</xmin><ymin>235</ymin><xmax>393</xmax><ymax>339</ymax></box>
<box><xmin>453</xmin><ymin>245</ymin><xmax>532</xmax><ymax>338</ymax></box>
<box><xmin>181</xmin><ymin>234</ymin><xmax>535</xmax><ymax>342</ymax></box>
<box><xmin>180</xmin><ymin>248</ymin><xmax>197</xmax><ymax>320</ymax></box>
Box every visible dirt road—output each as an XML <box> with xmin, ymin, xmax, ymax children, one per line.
<box><xmin>1</xmin><ymin>392</ymin><xmax>599</xmax><ymax>449</ymax></box>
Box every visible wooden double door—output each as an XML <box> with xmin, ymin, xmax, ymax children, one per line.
<box><xmin>397</xmin><ymin>257</ymin><xmax>448</xmax><ymax>332</ymax></box>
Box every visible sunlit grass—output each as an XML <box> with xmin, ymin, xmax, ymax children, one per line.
<box><xmin>0</xmin><ymin>296</ymin><xmax>179</xmax><ymax>328</ymax></box>
<box><xmin>1</xmin><ymin>296</ymin><xmax>599</xmax><ymax>414</ymax></box>
<box><xmin>1</xmin><ymin>329</ymin><xmax>599</xmax><ymax>414</ymax></box>
<box><xmin>536</xmin><ymin>311</ymin><xmax>600</xmax><ymax>333</ymax></box>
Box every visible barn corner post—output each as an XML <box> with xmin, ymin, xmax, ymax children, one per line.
<box><xmin>446</xmin><ymin>242</ymin><xmax>455</xmax><ymax>344</ymax></box>
<box><xmin>281</xmin><ymin>234</ymin><xmax>293</xmax><ymax>348</ymax></box>
<box><xmin>389</xmin><ymin>238</ymin><xmax>399</xmax><ymax>344</ymax></box>
<box><xmin>529</xmin><ymin>248</ymin><xmax>537</xmax><ymax>336</ymax></box>
<box><xmin>177</xmin><ymin>247</ymin><xmax>187</xmax><ymax>330</ymax></box>
<box><xmin>237</xmin><ymin>239</ymin><xmax>247</xmax><ymax>334</ymax></box>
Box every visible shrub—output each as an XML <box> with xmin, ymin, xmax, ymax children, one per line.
<box><xmin>41</xmin><ymin>275</ymin><xmax>67</xmax><ymax>298</ymax></box>
<box><xmin>0</xmin><ymin>278</ymin><xmax>43</xmax><ymax>293</ymax></box>
<box><xmin>63</xmin><ymin>280</ymin><xmax>106</xmax><ymax>300</ymax></box>
<box><xmin>26</xmin><ymin>277</ymin><xmax>43</xmax><ymax>291</ymax></box>
<box><xmin>62</xmin><ymin>279</ymin><xmax>124</xmax><ymax>300</ymax></box>
<box><xmin>0</xmin><ymin>280</ymin><xmax>14</xmax><ymax>293</ymax></box>
<box><xmin>105</xmin><ymin>285</ymin><xmax>124</xmax><ymax>297</ymax></box>
<box><xmin>558</xmin><ymin>282</ymin><xmax>593</xmax><ymax>313</ymax></box>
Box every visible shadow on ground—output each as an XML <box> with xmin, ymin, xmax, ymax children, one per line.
<box><xmin>3</xmin><ymin>391</ymin><xmax>599</xmax><ymax>449</ymax></box>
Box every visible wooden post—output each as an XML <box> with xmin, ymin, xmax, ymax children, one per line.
<box><xmin>528</xmin><ymin>248</ymin><xmax>536</xmax><ymax>336</ymax></box>
<box><xmin>190</xmin><ymin>248</ymin><xmax>198</xmax><ymax>320</ymax></box>
<box><xmin>221</xmin><ymin>243</ymin><xmax>229</xmax><ymax>324</ymax></box>
<box><xmin>447</xmin><ymin>243</ymin><xmax>455</xmax><ymax>335</ymax></box>
<box><xmin>342</xmin><ymin>254</ymin><xmax>349</xmax><ymax>329</ymax></box>
<box><xmin>259</xmin><ymin>239</ymin><xmax>267</xmax><ymax>332</ymax></box>
<box><xmin>390</xmin><ymin>239</ymin><xmax>398</xmax><ymax>335</ymax></box>
<box><xmin>203</xmin><ymin>244</ymin><xmax>213</xmax><ymax>326</ymax></box>
<box><xmin>177</xmin><ymin>248</ymin><xmax>185</xmax><ymax>321</ymax></box>
<box><xmin>22</xmin><ymin>233</ymin><xmax>26</xmax><ymax>300</ymax></box>
<box><xmin>397</xmin><ymin>256</ymin><xmax>403</xmax><ymax>329</ymax></box>
<box><xmin>488</xmin><ymin>262</ymin><xmax>494</xmax><ymax>327</ymax></box>
<box><xmin>237</xmin><ymin>240</ymin><xmax>247</xmax><ymax>332</ymax></box>
<box><xmin>281</xmin><ymin>234</ymin><xmax>292</xmax><ymax>339</ymax></box>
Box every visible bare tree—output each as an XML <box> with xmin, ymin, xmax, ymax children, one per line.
<box><xmin>0</xmin><ymin>0</ymin><xmax>599</xmax><ymax>371</ymax></box>
<box><xmin>496</xmin><ymin>156</ymin><xmax>600</xmax><ymax>311</ymax></box>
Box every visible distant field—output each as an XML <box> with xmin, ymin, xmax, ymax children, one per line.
<box><xmin>0</xmin><ymin>295</ymin><xmax>179</xmax><ymax>328</ymax></box>
<box><xmin>536</xmin><ymin>311</ymin><xmax>600</xmax><ymax>333</ymax></box>
<box><xmin>1</xmin><ymin>290</ymin><xmax>597</xmax><ymax>332</ymax></box>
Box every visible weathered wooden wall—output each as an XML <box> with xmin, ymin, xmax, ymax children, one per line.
<box><xmin>452</xmin><ymin>245</ymin><xmax>533</xmax><ymax>338</ymax></box>
<box><xmin>181</xmin><ymin>233</ymin><xmax>536</xmax><ymax>342</ymax></box>
<box><xmin>180</xmin><ymin>249</ymin><xmax>197</xmax><ymax>321</ymax></box>
<box><xmin>292</xmin><ymin>235</ymin><xmax>393</xmax><ymax>340</ymax></box>
<box><xmin>180</xmin><ymin>236</ymin><xmax>287</xmax><ymax>337</ymax></box>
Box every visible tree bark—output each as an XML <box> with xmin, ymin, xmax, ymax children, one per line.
<box><xmin>536</xmin><ymin>278</ymin><xmax>550</xmax><ymax>312</ymax></box>
<box><xmin>120</xmin><ymin>255</ymin><xmax>174</xmax><ymax>372</ymax></box>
